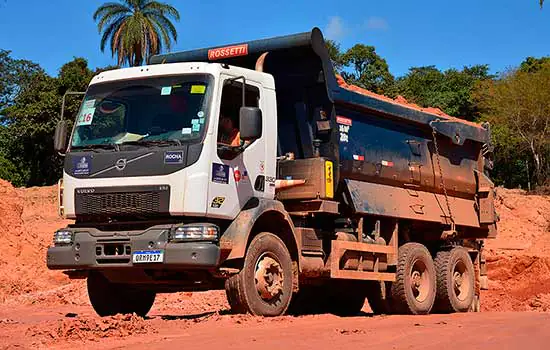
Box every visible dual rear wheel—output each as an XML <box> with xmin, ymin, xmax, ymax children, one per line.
<box><xmin>367</xmin><ymin>243</ymin><xmax>476</xmax><ymax>315</ymax></box>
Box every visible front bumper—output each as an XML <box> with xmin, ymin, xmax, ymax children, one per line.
<box><xmin>46</xmin><ymin>225</ymin><xmax>221</xmax><ymax>270</ymax></box>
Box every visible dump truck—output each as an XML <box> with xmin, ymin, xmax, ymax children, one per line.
<box><xmin>47</xmin><ymin>27</ymin><xmax>497</xmax><ymax>317</ymax></box>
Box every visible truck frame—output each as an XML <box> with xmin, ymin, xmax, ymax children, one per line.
<box><xmin>47</xmin><ymin>27</ymin><xmax>496</xmax><ymax>317</ymax></box>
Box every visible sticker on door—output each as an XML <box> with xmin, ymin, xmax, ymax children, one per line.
<box><xmin>212</xmin><ymin>163</ymin><xmax>230</xmax><ymax>184</ymax></box>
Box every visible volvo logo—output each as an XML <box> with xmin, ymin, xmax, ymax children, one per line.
<box><xmin>115</xmin><ymin>158</ymin><xmax>127</xmax><ymax>171</ymax></box>
<box><xmin>76</xmin><ymin>188</ymin><xmax>95</xmax><ymax>194</ymax></box>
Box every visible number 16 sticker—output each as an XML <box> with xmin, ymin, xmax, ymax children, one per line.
<box><xmin>77</xmin><ymin>107</ymin><xmax>95</xmax><ymax>126</ymax></box>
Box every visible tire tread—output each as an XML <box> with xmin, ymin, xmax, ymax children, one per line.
<box><xmin>391</xmin><ymin>242</ymin><xmax>436</xmax><ymax>315</ymax></box>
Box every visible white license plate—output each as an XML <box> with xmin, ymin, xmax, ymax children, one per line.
<box><xmin>132</xmin><ymin>250</ymin><xmax>164</xmax><ymax>264</ymax></box>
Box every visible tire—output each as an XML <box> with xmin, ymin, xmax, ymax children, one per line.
<box><xmin>391</xmin><ymin>243</ymin><xmax>436</xmax><ymax>315</ymax></box>
<box><xmin>366</xmin><ymin>281</ymin><xmax>393</xmax><ymax>315</ymax></box>
<box><xmin>434</xmin><ymin>247</ymin><xmax>475</xmax><ymax>313</ymax></box>
<box><xmin>225</xmin><ymin>232</ymin><xmax>293</xmax><ymax>316</ymax></box>
<box><xmin>87</xmin><ymin>271</ymin><xmax>156</xmax><ymax>317</ymax></box>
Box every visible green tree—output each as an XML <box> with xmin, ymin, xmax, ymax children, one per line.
<box><xmin>475</xmin><ymin>65</ymin><xmax>550</xmax><ymax>186</ymax></box>
<box><xmin>396</xmin><ymin>64</ymin><xmax>492</xmax><ymax>120</ymax></box>
<box><xmin>0</xmin><ymin>57</ymin><xmax>105</xmax><ymax>186</ymax></box>
<box><xmin>0</xmin><ymin>50</ymin><xmax>41</xmax><ymax>111</ymax></box>
<box><xmin>519</xmin><ymin>56</ymin><xmax>550</xmax><ymax>73</ymax></box>
<box><xmin>325</xmin><ymin>40</ymin><xmax>344</xmax><ymax>71</ymax></box>
<box><xmin>93</xmin><ymin>0</ymin><xmax>180</xmax><ymax>67</ymax></box>
<box><xmin>340</xmin><ymin>44</ymin><xmax>394</xmax><ymax>94</ymax></box>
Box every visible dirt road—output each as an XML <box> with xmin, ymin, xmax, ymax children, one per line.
<box><xmin>1</xmin><ymin>301</ymin><xmax>548</xmax><ymax>350</ymax></box>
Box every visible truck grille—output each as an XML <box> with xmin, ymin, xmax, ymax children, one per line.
<box><xmin>75</xmin><ymin>185</ymin><xmax>170</xmax><ymax>217</ymax></box>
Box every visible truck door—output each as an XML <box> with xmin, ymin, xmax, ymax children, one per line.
<box><xmin>206</xmin><ymin>77</ymin><xmax>271</xmax><ymax>219</ymax></box>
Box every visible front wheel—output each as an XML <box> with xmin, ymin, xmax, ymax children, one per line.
<box><xmin>87</xmin><ymin>271</ymin><xmax>156</xmax><ymax>317</ymax></box>
<box><xmin>225</xmin><ymin>232</ymin><xmax>293</xmax><ymax>316</ymax></box>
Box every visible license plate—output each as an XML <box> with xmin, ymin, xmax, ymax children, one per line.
<box><xmin>132</xmin><ymin>250</ymin><xmax>164</xmax><ymax>264</ymax></box>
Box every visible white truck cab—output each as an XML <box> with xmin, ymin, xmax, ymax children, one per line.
<box><xmin>61</xmin><ymin>62</ymin><xmax>277</xmax><ymax>220</ymax></box>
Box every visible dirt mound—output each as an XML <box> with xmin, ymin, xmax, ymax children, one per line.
<box><xmin>335</xmin><ymin>75</ymin><xmax>484</xmax><ymax>129</ymax></box>
<box><xmin>27</xmin><ymin>313</ymin><xmax>152</xmax><ymax>345</ymax></box>
<box><xmin>0</xmin><ymin>181</ymin><xmax>72</xmax><ymax>303</ymax></box>
<box><xmin>481</xmin><ymin>188</ymin><xmax>550</xmax><ymax>311</ymax></box>
<box><xmin>482</xmin><ymin>254</ymin><xmax>550</xmax><ymax>311</ymax></box>
<box><xmin>486</xmin><ymin>188</ymin><xmax>550</xmax><ymax>255</ymax></box>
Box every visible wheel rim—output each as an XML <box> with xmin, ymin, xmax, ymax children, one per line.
<box><xmin>254</xmin><ymin>253</ymin><xmax>284</xmax><ymax>304</ymax></box>
<box><xmin>410</xmin><ymin>259</ymin><xmax>430</xmax><ymax>303</ymax></box>
<box><xmin>452</xmin><ymin>260</ymin><xmax>471</xmax><ymax>301</ymax></box>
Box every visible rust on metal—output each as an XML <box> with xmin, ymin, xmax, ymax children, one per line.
<box><xmin>329</xmin><ymin>239</ymin><xmax>397</xmax><ymax>282</ymax></box>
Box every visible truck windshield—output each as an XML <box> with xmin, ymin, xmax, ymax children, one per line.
<box><xmin>70</xmin><ymin>75</ymin><xmax>212</xmax><ymax>148</ymax></box>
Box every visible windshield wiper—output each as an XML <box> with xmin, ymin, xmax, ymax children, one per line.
<box><xmin>121</xmin><ymin>139</ymin><xmax>182</xmax><ymax>147</ymax></box>
<box><xmin>71</xmin><ymin>144</ymin><xmax>120</xmax><ymax>152</ymax></box>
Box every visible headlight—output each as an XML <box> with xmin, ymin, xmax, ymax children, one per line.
<box><xmin>170</xmin><ymin>224</ymin><xmax>219</xmax><ymax>242</ymax></box>
<box><xmin>53</xmin><ymin>230</ymin><xmax>73</xmax><ymax>246</ymax></box>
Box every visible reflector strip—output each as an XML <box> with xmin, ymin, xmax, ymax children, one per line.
<box><xmin>336</xmin><ymin>116</ymin><xmax>352</xmax><ymax>126</ymax></box>
<box><xmin>325</xmin><ymin>161</ymin><xmax>334</xmax><ymax>198</ymax></box>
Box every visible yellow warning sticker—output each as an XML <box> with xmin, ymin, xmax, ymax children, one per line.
<box><xmin>191</xmin><ymin>85</ymin><xmax>206</xmax><ymax>94</ymax></box>
<box><xmin>325</xmin><ymin>161</ymin><xmax>334</xmax><ymax>199</ymax></box>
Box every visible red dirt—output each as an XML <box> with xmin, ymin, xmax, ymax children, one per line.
<box><xmin>336</xmin><ymin>74</ymin><xmax>485</xmax><ymax>130</ymax></box>
<box><xmin>0</xmin><ymin>180</ymin><xmax>549</xmax><ymax>348</ymax></box>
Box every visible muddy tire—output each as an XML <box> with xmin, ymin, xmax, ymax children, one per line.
<box><xmin>87</xmin><ymin>271</ymin><xmax>156</xmax><ymax>317</ymax></box>
<box><xmin>225</xmin><ymin>232</ymin><xmax>293</xmax><ymax>316</ymax></box>
<box><xmin>434</xmin><ymin>247</ymin><xmax>475</xmax><ymax>313</ymax></box>
<box><xmin>366</xmin><ymin>281</ymin><xmax>393</xmax><ymax>315</ymax></box>
<box><xmin>391</xmin><ymin>243</ymin><xmax>436</xmax><ymax>315</ymax></box>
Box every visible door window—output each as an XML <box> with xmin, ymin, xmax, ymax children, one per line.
<box><xmin>217</xmin><ymin>81</ymin><xmax>260</xmax><ymax>152</ymax></box>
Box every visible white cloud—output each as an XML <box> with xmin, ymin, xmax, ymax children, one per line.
<box><xmin>366</xmin><ymin>17</ymin><xmax>389</xmax><ymax>31</ymax></box>
<box><xmin>325</xmin><ymin>16</ymin><xmax>346</xmax><ymax>40</ymax></box>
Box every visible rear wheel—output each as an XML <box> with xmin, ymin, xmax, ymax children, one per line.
<box><xmin>87</xmin><ymin>271</ymin><xmax>156</xmax><ymax>317</ymax></box>
<box><xmin>391</xmin><ymin>243</ymin><xmax>436</xmax><ymax>315</ymax></box>
<box><xmin>225</xmin><ymin>232</ymin><xmax>293</xmax><ymax>316</ymax></box>
<box><xmin>434</xmin><ymin>247</ymin><xmax>475</xmax><ymax>313</ymax></box>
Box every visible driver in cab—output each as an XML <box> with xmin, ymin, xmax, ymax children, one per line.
<box><xmin>218</xmin><ymin>114</ymin><xmax>241</xmax><ymax>147</ymax></box>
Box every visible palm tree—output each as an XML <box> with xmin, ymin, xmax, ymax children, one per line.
<box><xmin>93</xmin><ymin>0</ymin><xmax>180</xmax><ymax>67</ymax></box>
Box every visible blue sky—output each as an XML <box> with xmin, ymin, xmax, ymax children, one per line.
<box><xmin>1</xmin><ymin>0</ymin><xmax>549</xmax><ymax>77</ymax></box>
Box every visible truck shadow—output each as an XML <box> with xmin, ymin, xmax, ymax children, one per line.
<box><xmin>155</xmin><ymin>309</ymin><xmax>233</xmax><ymax>321</ymax></box>
<box><xmin>154</xmin><ymin>310</ymin><xmax>374</xmax><ymax>320</ymax></box>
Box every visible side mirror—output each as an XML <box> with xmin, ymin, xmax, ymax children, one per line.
<box><xmin>54</xmin><ymin>120</ymin><xmax>68</xmax><ymax>155</ymax></box>
<box><xmin>239</xmin><ymin>107</ymin><xmax>262</xmax><ymax>141</ymax></box>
